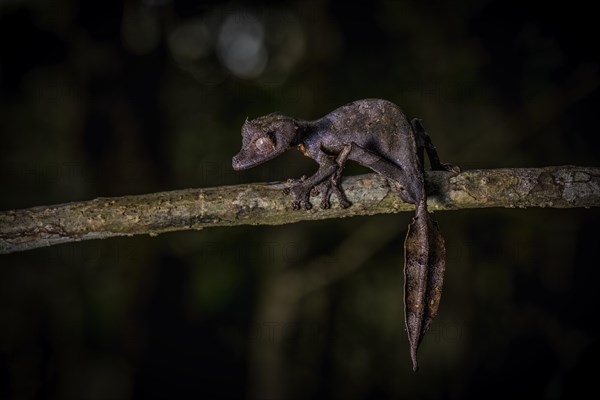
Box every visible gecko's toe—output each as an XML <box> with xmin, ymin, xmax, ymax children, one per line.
<box><xmin>339</xmin><ymin>199</ymin><xmax>352</xmax><ymax>209</ymax></box>
<box><xmin>441</xmin><ymin>163</ymin><xmax>460</xmax><ymax>174</ymax></box>
<box><xmin>320</xmin><ymin>199</ymin><xmax>331</xmax><ymax>209</ymax></box>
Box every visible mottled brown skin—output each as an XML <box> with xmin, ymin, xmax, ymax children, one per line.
<box><xmin>232</xmin><ymin>99</ymin><xmax>456</xmax><ymax>370</ymax></box>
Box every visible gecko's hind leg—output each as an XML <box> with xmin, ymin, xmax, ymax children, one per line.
<box><xmin>411</xmin><ymin>118</ymin><xmax>459</xmax><ymax>173</ymax></box>
<box><xmin>313</xmin><ymin>145</ymin><xmax>352</xmax><ymax>209</ymax></box>
<box><xmin>340</xmin><ymin>142</ymin><xmax>419</xmax><ymax>204</ymax></box>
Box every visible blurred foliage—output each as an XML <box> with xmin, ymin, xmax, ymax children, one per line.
<box><xmin>1</xmin><ymin>0</ymin><xmax>599</xmax><ymax>399</ymax></box>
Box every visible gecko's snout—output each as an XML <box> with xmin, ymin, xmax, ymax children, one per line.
<box><xmin>232</xmin><ymin>151</ymin><xmax>254</xmax><ymax>171</ymax></box>
<box><xmin>232</xmin><ymin>154</ymin><xmax>243</xmax><ymax>170</ymax></box>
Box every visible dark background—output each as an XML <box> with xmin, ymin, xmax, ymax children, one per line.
<box><xmin>1</xmin><ymin>0</ymin><xmax>599</xmax><ymax>399</ymax></box>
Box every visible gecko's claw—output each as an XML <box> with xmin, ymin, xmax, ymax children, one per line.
<box><xmin>292</xmin><ymin>199</ymin><xmax>312</xmax><ymax>210</ymax></box>
<box><xmin>442</xmin><ymin>163</ymin><xmax>461</xmax><ymax>174</ymax></box>
<box><xmin>433</xmin><ymin>163</ymin><xmax>460</xmax><ymax>174</ymax></box>
<box><xmin>338</xmin><ymin>197</ymin><xmax>351</xmax><ymax>209</ymax></box>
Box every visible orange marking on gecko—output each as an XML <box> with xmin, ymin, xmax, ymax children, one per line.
<box><xmin>297</xmin><ymin>144</ymin><xmax>309</xmax><ymax>157</ymax></box>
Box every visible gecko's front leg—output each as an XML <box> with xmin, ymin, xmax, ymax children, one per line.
<box><xmin>411</xmin><ymin>118</ymin><xmax>460</xmax><ymax>173</ymax></box>
<box><xmin>287</xmin><ymin>156</ymin><xmax>338</xmax><ymax>210</ymax></box>
<box><xmin>313</xmin><ymin>145</ymin><xmax>352</xmax><ymax>209</ymax></box>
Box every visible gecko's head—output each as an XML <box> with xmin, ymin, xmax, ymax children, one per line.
<box><xmin>232</xmin><ymin>113</ymin><xmax>297</xmax><ymax>170</ymax></box>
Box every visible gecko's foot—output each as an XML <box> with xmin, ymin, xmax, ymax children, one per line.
<box><xmin>285</xmin><ymin>176</ymin><xmax>313</xmax><ymax>210</ymax></box>
<box><xmin>434</xmin><ymin>163</ymin><xmax>460</xmax><ymax>174</ymax></box>
<box><xmin>388</xmin><ymin>181</ymin><xmax>416</xmax><ymax>204</ymax></box>
<box><xmin>333</xmin><ymin>180</ymin><xmax>352</xmax><ymax>208</ymax></box>
<box><xmin>313</xmin><ymin>181</ymin><xmax>332</xmax><ymax>209</ymax></box>
<box><xmin>313</xmin><ymin>175</ymin><xmax>352</xmax><ymax>209</ymax></box>
<box><xmin>338</xmin><ymin>196</ymin><xmax>352</xmax><ymax>209</ymax></box>
<box><xmin>290</xmin><ymin>184</ymin><xmax>313</xmax><ymax>210</ymax></box>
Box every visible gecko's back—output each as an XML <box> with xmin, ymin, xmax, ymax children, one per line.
<box><xmin>315</xmin><ymin>99</ymin><xmax>424</xmax><ymax>201</ymax></box>
<box><xmin>318</xmin><ymin>99</ymin><xmax>422</xmax><ymax>175</ymax></box>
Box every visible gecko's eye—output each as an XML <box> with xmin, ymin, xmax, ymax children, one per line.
<box><xmin>255</xmin><ymin>136</ymin><xmax>274</xmax><ymax>153</ymax></box>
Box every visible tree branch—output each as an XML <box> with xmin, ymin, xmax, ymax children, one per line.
<box><xmin>1</xmin><ymin>166</ymin><xmax>599</xmax><ymax>254</ymax></box>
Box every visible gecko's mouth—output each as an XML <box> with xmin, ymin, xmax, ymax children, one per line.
<box><xmin>231</xmin><ymin>148</ymin><xmax>286</xmax><ymax>170</ymax></box>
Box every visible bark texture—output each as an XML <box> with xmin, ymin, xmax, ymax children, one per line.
<box><xmin>1</xmin><ymin>166</ymin><xmax>598</xmax><ymax>254</ymax></box>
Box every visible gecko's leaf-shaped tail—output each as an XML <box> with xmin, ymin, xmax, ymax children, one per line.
<box><xmin>404</xmin><ymin>200</ymin><xmax>446</xmax><ymax>371</ymax></box>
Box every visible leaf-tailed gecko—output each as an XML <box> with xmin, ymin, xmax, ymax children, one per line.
<box><xmin>232</xmin><ymin>99</ymin><xmax>457</xmax><ymax>370</ymax></box>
